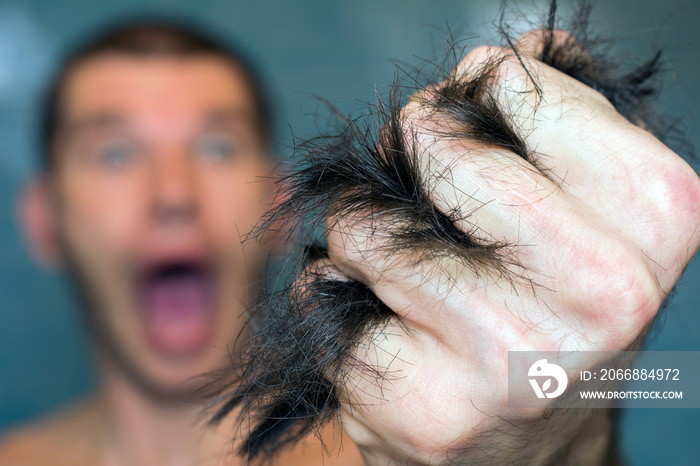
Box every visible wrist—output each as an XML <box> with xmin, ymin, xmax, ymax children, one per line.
<box><xmin>356</xmin><ymin>407</ymin><xmax>614</xmax><ymax>466</ymax></box>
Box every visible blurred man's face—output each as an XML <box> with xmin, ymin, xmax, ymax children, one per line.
<box><xmin>48</xmin><ymin>53</ymin><xmax>273</xmax><ymax>398</ymax></box>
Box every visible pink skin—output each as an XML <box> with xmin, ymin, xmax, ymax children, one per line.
<box><xmin>30</xmin><ymin>53</ymin><xmax>274</xmax><ymax>393</ymax></box>
<box><xmin>321</xmin><ymin>39</ymin><xmax>700</xmax><ymax>465</ymax></box>
<box><xmin>13</xmin><ymin>51</ymin><xmax>365</xmax><ymax>466</ymax></box>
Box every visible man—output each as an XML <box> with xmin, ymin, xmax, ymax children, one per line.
<box><xmin>3</xmin><ymin>8</ymin><xmax>700</xmax><ymax>466</ymax></box>
<box><xmin>0</xmin><ymin>22</ymin><xmax>362</xmax><ymax>465</ymax></box>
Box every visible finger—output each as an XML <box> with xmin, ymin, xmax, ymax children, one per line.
<box><xmin>323</xmin><ymin>198</ymin><xmax>654</xmax><ymax>352</ymax></box>
<box><xmin>422</xmin><ymin>41</ymin><xmax>700</xmax><ymax>282</ymax></box>
<box><xmin>513</xmin><ymin>28</ymin><xmax>590</xmax><ymax>67</ymax></box>
<box><xmin>399</xmin><ymin>58</ymin><xmax>634</xmax><ymax>284</ymax></box>
<box><xmin>298</xmin><ymin>257</ymin><xmax>492</xmax><ymax>460</ymax></box>
<box><xmin>294</xmin><ymin>257</ymin><xmax>426</xmax><ymax>406</ymax></box>
<box><xmin>398</xmin><ymin>99</ymin><xmax>567</xmax><ymax>248</ymax></box>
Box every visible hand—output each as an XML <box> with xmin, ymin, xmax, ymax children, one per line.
<box><xmin>210</xmin><ymin>22</ymin><xmax>700</xmax><ymax>466</ymax></box>
<box><xmin>319</xmin><ymin>31</ymin><xmax>700</xmax><ymax>465</ymax></box>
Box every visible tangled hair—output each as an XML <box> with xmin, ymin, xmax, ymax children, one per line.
<box><xmin>198</xmin><ymin>1</ymin><xmax>684</xmax><ymax>462</ymax></box>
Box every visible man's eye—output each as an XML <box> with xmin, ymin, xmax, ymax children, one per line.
<box><xmin>95</xmin><ymin>141</ymin><xmax>136</xmax><ymax>169</ymax></box>
<box><xmin>195</xmin><ymin>135</ymin><xmax>240</xmax><ymax>163</ymax></box>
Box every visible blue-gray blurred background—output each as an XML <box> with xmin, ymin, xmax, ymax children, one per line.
<box><xmin>0</xmin><ymin>1</ymin><xmax>698</xmax><ymax>464</ymax></box>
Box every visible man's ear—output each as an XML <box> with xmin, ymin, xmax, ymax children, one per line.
<box><xmin>16</xmin><ymin>177</ymin><xmax>62</xmax><ymax>269</ymax></box>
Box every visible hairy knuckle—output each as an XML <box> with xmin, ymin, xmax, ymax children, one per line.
<box><xmin>456</xmin><ymin>45</ymin><xmax>507</xmax><ymax>75</ymax></box>
<box><xmin>326</xmin><ymin>215</ymin><xmax>370</xmax><ymax>272</ymax></box>
<box><xmin>515</xmin><ymin>28</ymin><xmax>576</xmax><ymax>58</ymax></box>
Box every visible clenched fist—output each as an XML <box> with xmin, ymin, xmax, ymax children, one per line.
<box><xmin>209</xmin><ymin>11</ymin><xmax>700</xmax><ymax>466</ymax></box>
<box><xmin>324</xmin><ymin>31</ymin><xmax>700</xmax><ymax>465</ymax></box>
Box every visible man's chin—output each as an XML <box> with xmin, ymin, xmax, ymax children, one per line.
<box><xmin>59</xmin><ymin>247</ymin><xmax>247</xmax><ymax>405</ymax></box>
<box><xmin>101</xmin><ymin>340</ymin><xmax>223</xmax><ymax>404</ymax></box>
<box><xmin>63</xmin><ymin>249</ymin><xmax>226</xmax><ymax>403</ymax></box>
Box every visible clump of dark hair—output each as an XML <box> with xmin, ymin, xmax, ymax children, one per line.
<box><xmin>200</xmin><ymin>0</ymin><xmax>684</xmax><ymax>462</ymax></box>
<box><xmin>41</xmin><ymin>19</ymin><xmax>271</xmax><ymax>168</ymax></box>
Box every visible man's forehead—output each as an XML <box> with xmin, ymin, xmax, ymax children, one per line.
<box><xmin>60</xmin><ymin>53</ymin><xmax>257</xmax><ymax>129</ymax></box>
<box><xmin>58</xmin><ymin>109</ymin><xmax>257</xmax><ymax>144</ymax></box>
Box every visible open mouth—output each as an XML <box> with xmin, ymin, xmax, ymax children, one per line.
<box><xmin>138</xmin><ymin>259</ymin><xmax>217</xmax><ymax>358</ymax></box>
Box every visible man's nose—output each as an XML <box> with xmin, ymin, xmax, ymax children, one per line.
<box><xmin>150</xmin><ymin>153</ymin><xmax>198</xmax><ymax>228</ymax></box>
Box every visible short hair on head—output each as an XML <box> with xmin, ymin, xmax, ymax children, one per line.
<box><xmin>41</xmin><ymin>19</ymin><xmax>271</xmax><ymax>169</ymax></box>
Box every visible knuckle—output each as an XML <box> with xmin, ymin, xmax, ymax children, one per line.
<box><xmin>515</xmin><ymin>28</ymin><xmax>577</xmax><ymax>59</ymax></box>
<box><xmin>629</xmin><ymin>152</ymin><xmax>700</xmax><ymax>280</ymax></box>
<box><xmin>326</xmin><ymin>212</ymin><xmax>395</xmax><ymax>282</ymax></box>
<box><xmin>455</xmin><ymin>45</ymin><xmax>508</xmax><ymax>77</ymax></box>
<box><xmin>590</xmin><ymin>249</ymin><xmax>662</xmax><ymax>346</ymax></box>
<box><xmin>393</xmin><ymin>383</ymin><xmax>471</xmax><ymax>460</ymax></box>
<box><xmin>655</xmin><ymin>161</ymin><xmax>700</xmax><ymax>231</ymax></box>
<box><xmin>326</xmin><ymin>214</ymin><xmax>370</xmax><ymax>272</ymax></box>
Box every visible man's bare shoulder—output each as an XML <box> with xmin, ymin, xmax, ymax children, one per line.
<box><xmin>0</xmin><ymin>400</ymin><xmax>100</xmax><ymax>466</ymax></box>
<box><xmin>270</xmin><ymin>422</ymin><xmax>365</xmax><ymax>466</ymax></box>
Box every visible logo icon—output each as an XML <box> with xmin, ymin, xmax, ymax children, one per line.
<box><xmin>528</xmin><ymin>359</ymin><xmax>568</xmax><ymax>399</ymax></box>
